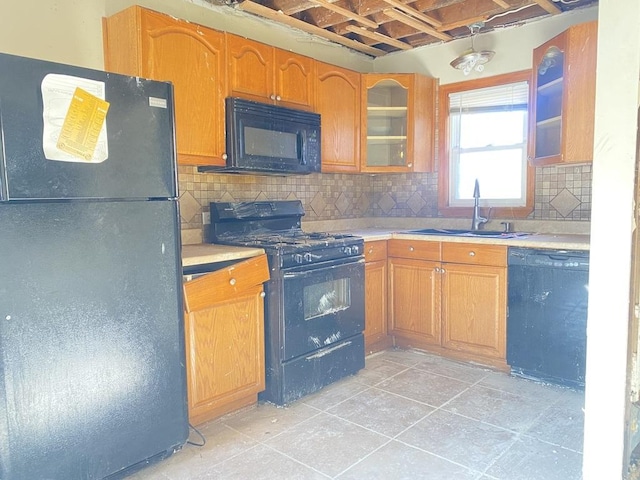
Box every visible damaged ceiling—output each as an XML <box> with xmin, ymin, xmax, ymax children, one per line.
<box><xmin>208</xmin><ymin>0</ymin><xmax>598</xmax><ymax>56</ymax></box>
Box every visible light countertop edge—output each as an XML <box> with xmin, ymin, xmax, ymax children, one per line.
<box><xmin>182</xmin><ymin>244</ymin><xmax>265</xmax><ymax>267</ymax></box>
<box><xmin>333</xmin><ymin>229</ymin><xmax>590</xmax><ymax>251</ymax></box>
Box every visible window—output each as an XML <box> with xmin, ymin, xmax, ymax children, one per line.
<box><xmin>438</xmin><ymin>71</ymin><xmax>534</xmax><ymax>218</ymax></box>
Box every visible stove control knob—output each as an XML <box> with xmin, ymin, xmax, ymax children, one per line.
<box><xmin>352</xmin><ymin>245</ymin><xmax>360</xmax><ymax>254</ymax></box>
<box><xmin>344</xmin><ymin>246</ymin><xmax>352</xmax><ymax>255</ymax></box>
<box><xmin>304</xmin><ymin>252</ymin><xmax>313</xmax><ymax>262</ymax></box>
<box><xmin>294</xmin><ymin>253</ymin><xmax>304</xmax><ymax>264</ymax></box>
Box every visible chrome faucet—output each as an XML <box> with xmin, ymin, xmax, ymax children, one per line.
<box><xmin>471</xmin><ymin>179</ymin><xmax>488</xmax><ymax>231</ymax></box>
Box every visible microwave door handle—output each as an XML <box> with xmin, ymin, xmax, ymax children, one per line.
<box><xmin>299</xmin><ymin>132</ymin><xmax>307</xmax><ymax>165</ymax></box>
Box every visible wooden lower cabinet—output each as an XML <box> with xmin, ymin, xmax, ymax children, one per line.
<box><xmin>363</xmin><ymin>241</ymin><xmax>392</xmax><ymax>354</ymax></box>
<box><xmin>388</xmin><ymin>256</ymin><xmax>441</xmax><ymax>347</ymax></box>
<box><xmin>441</xmin><ymin>263</ymin><xmax>506</xmax><ymax>360</ymax></box>
<box><xmin>182</xmin><ymin>255</ymin><xmax>270</xmax><ymax>425</ymax></box>
<box><xmin>387</xmin><ymin>239</ymin><xmax>508</xmax><ymax>368</ymax></box>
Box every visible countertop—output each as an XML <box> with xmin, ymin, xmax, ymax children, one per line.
<box><xmin>333</xmin><ymin>229</ymin><xmax>590</xmax><ymax>251</ymax></box>
<box><xmin>181</xmin><ymin>229</ymin><xmax>589</xmax><ymax>267</ymax></box>
<box><xmin>182</xmin><ymin>244</ymin><xmax>265</xmax><ymax>267</ymax></box>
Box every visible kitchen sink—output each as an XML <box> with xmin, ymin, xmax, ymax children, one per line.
<box><xmin>404</xmin><ymin>228</ymin><xmax>532</xmax><ymax>239</ymax></box>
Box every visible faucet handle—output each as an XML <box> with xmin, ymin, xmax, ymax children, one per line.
<box><xmin>500</xmin><ymin>221</ymin><xmax>513</xmax><ymax>233</ymax></box>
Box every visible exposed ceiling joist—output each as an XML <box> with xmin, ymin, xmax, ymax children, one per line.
<box><xmin>227</xmin><ymin>0</ymin><xmax>597</xmax><ymax>56</ymax></box>
<box><xmin>345</xmin><ymin>24</ymin><xmax>413</xmax><ymax>50</ymax></box>
<box><xmin>238</xmin><ymin>0</ymin><xmax>388</xmax><ymax>56</ymax></box>
<box><xmin>383</xmin><ymin>8</ymin><xmax>452</xmax><ymax>41</ymax></box>
<box><xmin>380</xmin><ymin>0</ymin><xmax>442</xmax><ymax>28</ymax></box>
<box><xmin>532</xmin><ymin>0</ymin><xmax>563</xmax><ymax>14</ymax></box>
<box><xmin>309</xmin><ymin>0</ymin><xmax>379</xmax><ymax>29</ymax></box>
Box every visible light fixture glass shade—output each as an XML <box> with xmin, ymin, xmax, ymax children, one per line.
<box><xmin>450</xmin><ymin>49</ymin><xmax>495</xmax><ymax>75</ymax></box>
<box><xmin>450</xmin><ymin>22</ymin><xmax>495</xmax><ymax>75</ymax></box>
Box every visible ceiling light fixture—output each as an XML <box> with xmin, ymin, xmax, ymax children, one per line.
<box><xmin>450</xmin><ymin>22</ymin><xmax>495</xmax><ymax>75</ymax></box>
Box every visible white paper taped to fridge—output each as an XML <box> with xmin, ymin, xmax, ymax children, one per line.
<box><xmin>41</xmin><ymin>74</ymin><xmax>110</xmax><ymax>163</ymax></box>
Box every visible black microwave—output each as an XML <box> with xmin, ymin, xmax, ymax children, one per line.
<box><xmin>198</xmin><ymin>97</ymin><xmax>321</xmax><ymax>175</ymax></box>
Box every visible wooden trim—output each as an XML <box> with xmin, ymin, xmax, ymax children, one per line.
<box><xmin>437</xmin><ymin>70</ymin><xmax>535</xmax><ymax>220</ymax></box>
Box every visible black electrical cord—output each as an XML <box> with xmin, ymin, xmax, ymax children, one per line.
<box><xmin>186</xmin><ymin>422</ymin><xmax>206</xmax><ymax>447</ymax></box>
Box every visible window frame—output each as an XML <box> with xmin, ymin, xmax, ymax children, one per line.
<box><xmin>437</xmin><ymin>70</ymin><xmax>535</xmax><ymax>219</ymax></box>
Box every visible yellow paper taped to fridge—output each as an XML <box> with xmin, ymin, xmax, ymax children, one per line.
<box><xmin>56</xmin><ymin>87</ymin><xmax>110</xmax><ymax>161</ymax></box>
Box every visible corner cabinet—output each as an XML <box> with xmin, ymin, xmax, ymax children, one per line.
<box><xmin>226</xmin><ymin>34</ymin><xmax>315</xmax><ymax>111</ymax></box>
<box><xmin>315</xmin><ymin>62</ymin><xmax>361</xmax><ymax>173</ymax></box>
<box><xmin>529</xmin><ymin>20</ymin><xmax>598</xmax><ymax>166</ymax></box>
<box><xmin>363</xmin><ymin>240</ymin><xmax>392</xmax><ymax>354</ymax></box>
<box><xmin>361</xmin><ymin>74</ymin><xmax>436</xmax><ymax>173</ymax></box>
<box><xmin>182</xmin><ymin>255</ymin><xmax>270</xmax><ymax>426</ymax></box>
<box><xmin>103</xmin><ymin>6</ymin><xmax>227</xmax><ymax>167</ymax></box>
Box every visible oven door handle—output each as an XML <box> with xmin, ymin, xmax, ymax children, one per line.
<box><xmin>305</xmin><ymin>340</ymin><xmax>352</xmax><ymax>360</ymax></box>
<box><xmin>282</xmin><ymin>257</ymin><xmax>364</xmax><ymax>278</ymax></box>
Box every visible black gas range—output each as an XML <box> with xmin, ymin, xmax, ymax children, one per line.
<box><xmin>209</xmin><ymin>200</ymin><xmax>365</xmax><ymax>405</ymax></box>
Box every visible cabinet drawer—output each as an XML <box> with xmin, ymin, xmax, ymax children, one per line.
<box><xmin>388</xmin><ymin>239</ymin><xmax>440</xmax><ymax>261</ymax></box>
<box><xmin>364</xmin><ymin>240</ymin><xmax>387</xmax><ymax>262</ymax></box>
<box><xmin>441</xmin><ymin>243</ymin><xmax>507</xmax><ymax>267</ymax></box>
<box><xmin>183</xmin><ymin>254</ymin><xmax>270</xmax><ymax>312</ymax></box>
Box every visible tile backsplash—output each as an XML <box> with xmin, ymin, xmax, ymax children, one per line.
<box><xmin>178</xmin><ymin>164</ymin><xmax>592</xmax><ymax>234</ymax></box>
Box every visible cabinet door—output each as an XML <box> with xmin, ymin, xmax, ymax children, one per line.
<box><xmin>226</xmin><ymin>33</ymin><xmax>274</xmax><ymax>104</ymax></box>
<box><xmin>103</xmin><ymin>7</ymin><xmax>227</xmax><ymax>166</ymax></box>
<box><xmin>274</xmin><ymin>49</ymin><xmax>315</xmax><ymax>111</ymax></box>
<box><xmin>529</xmin><ymin>20</ymin><xmax>597</xmax><ymax>166</ymax></box>
<box><xmin>315</xmin><ymin>62</ymin><xmax>361</xmax><ymax>173</ymax></box>
<box><xmin>365</xmin><ymin>258</ymin><xmax>389</xmax><ymax>354</ymax></box>
<box><xmin>184</xmin><ymin>286</ymin><xmax>266</xmax><ymax>425</ymax></box>
<box><xmin>441</xmin><ymin>263</ymin><xmax>506</xmax><ymax>360</ymax></box>
<box><xmin>388</xmin><ymin>257</ymin><xmax>441</xmax><ymax>347</ymax></box>
<box><xmin>361</xmin><ymin>73</ymin><xmax>436</xmax><ymax>173</ymax></box>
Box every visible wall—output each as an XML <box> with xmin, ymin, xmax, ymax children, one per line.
<box><xmin>582</xmin><ymin>0</ymin><xmax>640</xmax><ymax>477</ymax></box>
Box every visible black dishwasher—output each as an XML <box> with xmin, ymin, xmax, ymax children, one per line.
<box><xmin>507</xmin><ymin>247</ymin><xmax>589</xmax><ymax>389</ymax></box>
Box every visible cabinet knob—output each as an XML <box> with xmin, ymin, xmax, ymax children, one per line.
<box><xmin>260</xmin><ymin>291</ymin><xmax>266</xmax><ymax>298</ymax></box>
<box><xmin>441</xmin><ymin>268</ymin><xmax>446</xmax><ymax>274</ymax></box>
<box><xmin>222</xmin><ymin>153</ymin><xmax>228</xmax><ymax>160</ymax></box>
<box><xmin>407</xmin><ymin>163</ymin><xmax>413</xmax><ymax>168</ymax></box>
<box><xmin>229</xmin><ymin>278</ymin><xmax>237</xmax><ymax>286</ymax></box>
<box><xmin>368</xmin><ymin>248</ymin><xmax>374</xmax><ymax>254</ymax></box>
<box><xmin>270</xmin><ymin>94</ymin><xmax>276</xmax><ymax>100</ymax></box>
<box><xmin>468</xmin><ymin>251</ymin><xmax>476</xmax><ymax>257</ymax></box>
<box><xmin>276</xmin><ymin>95</ymin><xmax>281</xmax><ymax>101</ymax></box>
<box><xmin>409</xmin><ymin>246</ymin><xmax>414</xmax><ymax>252</ymax></box>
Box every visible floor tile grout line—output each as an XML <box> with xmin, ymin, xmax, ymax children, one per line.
<box><xmin>330</xmin><ymin>437</ymin><xmax>396</xmax><ymax>479</ymax></box>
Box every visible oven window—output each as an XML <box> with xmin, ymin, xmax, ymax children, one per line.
<box><xmin>244</xmin><ymin>126</ymin><xmax>298</xmax><ymax>159</ymax></box>
<box><xmin>303</xmin><ymin>278</ymin><xmax>351</xmax><ymax>321</ymax></box>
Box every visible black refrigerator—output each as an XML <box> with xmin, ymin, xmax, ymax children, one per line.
<box><xmin>0</xmin><ymin>53</ymin><xmax>188</xmax><ymax>478</ymax></box>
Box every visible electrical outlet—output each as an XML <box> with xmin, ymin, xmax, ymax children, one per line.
<box><xmin>202</xmin><ymin>212</ymin><xmax>210</xmax><ymax>225</ymax></box>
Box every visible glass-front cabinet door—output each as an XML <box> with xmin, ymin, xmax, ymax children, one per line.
<box><xmin>533</xmin><ymin>45</ymin><xmax>565</xmax><ymax>160</ymax></box>
<box><xmin>365</xmin><ymin>78</ymin><xmax>408</xmax><ymax>168</ymax></box>
<box><xmin>528</xmin><ymin>20</ymin><xmax>597</xmax><ymax>166</ymax></box>
<box><xmin>361</xmin><ymin>74</ymin><xmax>436</xmax><ymax>173</ymax></box>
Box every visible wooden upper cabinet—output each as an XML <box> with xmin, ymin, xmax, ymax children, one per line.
<box><xmin>361</xmin><ymin>73</ymin><xmax>436</xmax><ymax>173</ymax></box>
<box><xmin>274</xmin><ymin>49</ymin><xmax>315</xmax><ymax>110</ymax></box>
<box><xmin>227</xmin><ymin>34</ymin><xmax>315</xmax><ymax>111</ymax></box>
<box><xmin>226</xmin><ymin>34</ymin><xmax>274</xmax><ymax>104</ymax></box>
<box><xmin>315</xmin><ymin>62</ymin><xmax>361</xmax><ymax>173</ymax></box>
<box><xmin>529</xmin><ymin>20</ymin><xmax>598</xmax><ymax>166</ymax></box>
<box><xmin>103</xmin><ymin>6</ymin><xmax>227</xmax><ymax>167</ymax></box>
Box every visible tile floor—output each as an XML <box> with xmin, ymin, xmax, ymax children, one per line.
<box><xmin>127</xmin><ymin>349</ymin><xmax>584</xmax><ymax>480</ymax></box>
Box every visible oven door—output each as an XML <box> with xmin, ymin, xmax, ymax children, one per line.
<box><xmin>281</xmin><ymin>257</ymin><xmax>364</xmax><ymax>361</ymax></box>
